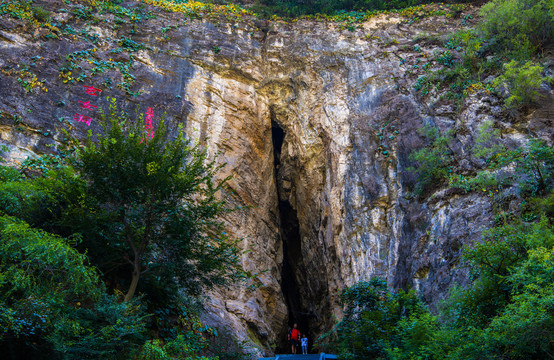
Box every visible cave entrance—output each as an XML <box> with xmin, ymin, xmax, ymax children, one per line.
<box><xmin>271</xmin><ymin>120</ymin><xmax>284</xmax><ymax>166</ymax></box>
<box><xmin>271</xmin><ymin>120</ymin><xmax>311</xmax><ymax>353</ymax></box>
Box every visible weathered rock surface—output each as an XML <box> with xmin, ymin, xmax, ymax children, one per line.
<box><xmin>0</xmin><ymin>2</ymin><xmax>552</xmax><ymax>357</ymax></box>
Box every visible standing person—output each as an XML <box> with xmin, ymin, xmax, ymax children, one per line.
<box><xmin>301</xmin><ymin>334</ymin><xmax>308</xmax><ymax>354</ymax></box>
<box><xmin>288</xmin><ymin>323</ymin><xmax>301</xmax><ymax>354</ymax></box>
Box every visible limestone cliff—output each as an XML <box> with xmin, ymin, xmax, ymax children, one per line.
<box><xmin>0</xmin><ymin>1</ymin><xmax>552</xmax><ymax>356</ymax></box>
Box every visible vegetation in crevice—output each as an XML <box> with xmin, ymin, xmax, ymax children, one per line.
<box><xmin>407</xmin><ymin>125</ymin><xmax>454</xmax><ymax>197</ymax></box>
<box><xmin>409</xmin><ymin>119</ymin><xmax>553</xmax><ymax>201</ymax></box>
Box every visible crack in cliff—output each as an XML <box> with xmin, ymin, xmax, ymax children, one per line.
<box><xmin>271</xmin><ymin>118</ymin><xmax>312</xmax><ymax>352</ymax></box>
<box><xmin>271</xmin><ymin>120</ymin><xmax>284</xmax><ymax>167</ymax></box>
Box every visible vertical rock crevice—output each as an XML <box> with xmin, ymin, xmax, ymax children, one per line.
<box><xmin>271</xmin><ymin>118</ymin><xmax>311</xmax><ymax>352</ymax></box>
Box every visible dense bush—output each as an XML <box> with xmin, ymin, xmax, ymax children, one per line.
<box><xmin>414</xmin><ymin>0</ymin><xmax>552</xmax><ymax>110</ymax></box>
<box><xmin>480</xmin><ymin>0</ymin><xmax>554</xmax><ymax>58</ymax></box>
<box><xmin>318</xmin><ymin>278</ymin><xmax>431</xmax><ymax>359</ymax></box>
<box><xmin>0</xmin><ymin>165</ymin><xmax>86</xmax><ymax>234</ymax></box>
<box><xmin>486</xmin><ymin>247</ymin><xmax>554</xmax><ymax>359</ymax></box>
<box><xmin>0</xmin><ymin>215</ymin><xmax>148</xmax><ymax>359</ymax></box>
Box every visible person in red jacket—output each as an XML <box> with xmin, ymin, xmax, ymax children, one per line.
<box><xmin>288</xmin><ymin>323</ymin><xmax>301</xmax><ymax>354</ymax></box>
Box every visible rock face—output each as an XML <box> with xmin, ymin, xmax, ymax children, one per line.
<box><xmin>0</xmin><ymin>2</ymin><xmax>552</xmax><ymax>356</ymax></box>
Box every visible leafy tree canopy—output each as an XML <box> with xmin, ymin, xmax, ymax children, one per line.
<box><xmin>70</xmin><ymin>102</ymin><xmax>242</xmax><ymax>301</ymax></box>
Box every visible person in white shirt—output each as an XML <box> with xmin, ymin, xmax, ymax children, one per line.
<box><xmin>301</xmin><ymin>335</ymin><xmax>308</xmax><ymax>355</ymax></box>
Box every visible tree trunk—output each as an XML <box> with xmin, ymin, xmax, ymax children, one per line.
<box><xmin>124</xmin><ymin>262</ymin><xmax>141</xmax><ymax>302</ymax></box>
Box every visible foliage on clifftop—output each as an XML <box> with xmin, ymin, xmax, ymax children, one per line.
<box><xmin>0</xmin><ymin>0</ymin><xmax>475</xmax><ymax>28</ymax></box>
<box><xmin>240</xmin><ymin>0</ymin><xmax>476</xmax><ymax>19</ymax></box>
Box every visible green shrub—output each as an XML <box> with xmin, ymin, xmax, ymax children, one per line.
<box><xmin>449</xmin><ymin>122</ymin><xmax>505</xmax><ymax>194</ymax></box>
<box><xmin>447</xmin><ymin>29</ymin><xmax>482</xmax><ymax>67</ymax></box>
<box><xmin>0</xmin><ymin>166</ymin><xmax>21</xmax><ymax>182</ymax></box>
<box><xmin>459</xmin><ymin>230</ymin><xmax>554</xmax><ymax>360</ymax></box>
<box><xmin>436</xmin><ymin>219</ymin><xmax>553</xmax><ymax>337</ymax></box>
<box><xmin>466</xmin><ymin>219</ymin><xmax>554</xmax><ymax>281</ymax></box>
<box><xmin>495</xmin><ymin>139</ymin><xmax>554</xmax><ymax>196</ymax></box>
<box><xmin>31</xmin><ymin>5</ymin><xmax>50</xmax><ymax>22</ymax></box>
<box><xmin>0</xmin><ymin>215</ymin><xmax>101</xmax><ymax>306</ymax></box>
<box><xmin>450</xmin><ymin>127</ymin><xmax>553</xmax><ymax>197</ymax></box>
<box><xmin>408</xmin><ymin>126</ymin><xmax>454</xmax><ymax>196</ymax></box>
<box><xmin>136</xmin><ymin>327</ymin><xmax>218</xmax><ymax>360</ymax></box>
<box><xmin>46</xmin><ymin>294</ymin><xmax>148</xmax><ymax>360</ymax></box>
<box><xmin>420</xmin><ymin>0</ymin><xmax>551</xmax><ymax>109</ymax></box>
<box><xmin>488</xmin><ymin>278</ymin><xmax>554</xmax><ymax>360</ymax></box>
<box><xmin>449</xmin><ymin>170</ymin><xmax>501</xmax><ymax>195</ymax></box>
<box><xmin>493</xmin><ymin>60</ymin><xmax>546</xmax><ymax>109</ymax></box>
<box><xmin>204</xmin><ymin>329</ymin><xmax>249</xmax><ymax>360</ymax></box>
<box><xmin>0</xmin><ymin>165</ymin><xmax>86</xmax><ymax>234</ymax></box>
<box><xmin>472</xmin><ymin>121</ymin><xmax>505</xmax><ymax>161</ymax></box>
<box><xmin>386</xmin><ymin>311</ymin><xmax>438</xmax><ymax>359</ymax></box>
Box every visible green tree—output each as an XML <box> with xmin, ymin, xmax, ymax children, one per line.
<box><xmin>472</xmin><ymin>121</ymin><xmax>505</xmax><ymax>161</ymax></box>
<box><xmin>457</xmin><ymin>219</ymin><xmax>553</xmax><ymax>324</ymax></box>
<box><xmin>0</xmin><ymin>214</ymin><xmax>147</xmax><ymax>360</ymax></box>
<box><xmin>386</xmin><ymin>311</ymin><xmax>438</xmax><ymax>360</ymax></box>
<box><xmin>73</xmin><ymin>104</ymin><xmax>241</xmax><ymax>301</ymax></box>
<box><xmin>319</xmin><ymin>278</ymin><xmax>429</xmax><ymax>359</ymax></box>
<box><xmin>486</xmin><ymin>247</ymin><xmax>554</xmax><ymax>359</ymax></box>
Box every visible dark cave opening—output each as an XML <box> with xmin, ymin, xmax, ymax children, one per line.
<box><xmin>271</xmin><ymin>120</ymin><xmax>284</xmax><ymax>166</ymax></box>
<box><xmin>271</xmin><ymin>120</ymin><xmax>311</xmax><ymax>353</ymax></box>
<box><xmin>279</xmin><ymin>200</ymin><xmax>309</xmax><ymax>336</ymax></box>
